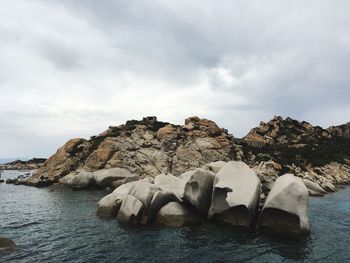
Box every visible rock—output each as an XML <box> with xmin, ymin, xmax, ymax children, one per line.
<box><xmin>96</xmin><ymin>183</ymin><xmax>135</xmax><ymax>218</ymax></box>
<box><xmin>147</xmin><ymin>190</ymin><xmax>178</xmax><ymax>223</ymax></box>
<box><xmin>0</xmin><ymin>158</ymin><xmax>46</xmax><ymax>171</ymax></box>
<box><xmin>208</xmin><ymin>161</ymin><xmax>261</xmax><ymax>228</ymax></box>
<box><xmin>183</xmin><ymin>168</ymin><xmax>215</xmax><ymax>215</ymax></box>
<box><xmin>5</xmin><ymin>178</ymin><xmax>17</xmax><ymax>184</ymax></box>
<box><xmin>156</xmin><ymin>125</ymin><xmax>175</xmax><ymax>140</ymax></box>
<box><xmin>0</xmin><ymin>179</ymin><xmax>4</xmax><ymax>183</ymax></box>
<box><xmin>0</xmin><ymin>237</ymin><xmax>15</xmax><ymax>255</ymax></box>
<box><xmin>258</xmin><ymin>174</ymin><xmax>310</xmax><ymax>236</ymax></box>
<box><xmin>94</xmin><ymin>168</ymin><xmax>139</xmax><ymax>188</ymax></box>
<box><xmin>307</xmin><ymin>189</ymin><xmax>325</xmax><ymax>197</ymax></box>
<box><xmin>303</xmin><ymin>179</ymin><xmax>327</xmax><ymax>195</ymax></box>
<box><xmin>321</xmin><ymin>181</ymin><xmax>336</xmax><ymax>192</ymax></box>
<box><xmin>60</xmin><ymin>171</ymin><xmax>94</xmax><ymax>189</ymax></box>
<box><xmin>26</xmin><ymin>138</ymin><xmax>92</xmax><ymax>186</ymax></box>
<box><xmin>206</xmin><ymin>161</ymin><xmax>227</xmax><ymax>174</ymax></box>
<box><xmin>154</xmin><ymin>173</ymin><xmax>186</xmax><ymax>201</ymax></box>
<box><xmin>96</xmin><ymin>178</ymin><xmax>152</xmax><ymax>218</ymax></box>
<box><xmin>157</xmin><ymin>202</ymin><xmax>201</xmax><ymax>227</ymax></box>
<box><xmin>117</xmin><ymin>195</ymin><xmax>143</xmax><ymax>224</ymax></box>
<box><xmin>126</xmin><ymin>182</ymin><xmax>161</xmax><ymax>223</ymax></box>
<box><xmin>110</xmin><ymin>174</ymin><xmax>140</xmax><ymax>188</ymax></box>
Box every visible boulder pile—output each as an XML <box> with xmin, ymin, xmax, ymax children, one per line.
<box><xmin>96</xmin><ymin>160</ymin><xmax>313</xmax><ymax>236</ymax></box>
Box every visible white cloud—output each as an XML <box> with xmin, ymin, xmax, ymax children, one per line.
<box><xmin>0</xmin><ymin>0</ymin><xmax>350</xmax><ymax>157</ymax></box>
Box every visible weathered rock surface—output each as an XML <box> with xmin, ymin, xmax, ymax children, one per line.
<box><xmin>0</xmin><ymin>237</ymin><xmax>15</xmax><ymax>255</ymax></box>
<box><xmin>0</xmin><ymin>158</ymin><xmax>46</xmax><ymax>171</ymax></box>
<box><xmin>206</xmin><ymin>161</ymin><xmax>228</xmax><ymax>174</ymax></box>
<box><xmin>25</xmin><ymin>117</ymin><xmax>239</xmax><ymax>187</ymax></box>
<box><xmin>183</xmin><ymin>168</ymin><xmax>215</xmax><ymax>215</ymax></box>
<box><xmin>27</xmin><ymin>138</ymin><xmax>93</xmax><ymax>186</ymax></box>
<box><xmin>96</xmin><ymin>183</ymin><xmax>135</xmax><ymax>218</ymax></box>
<box><xmin>154</xmin><ymin>173</ymin><xmax>186</xmax><ymax>201</ymax></box>
<box><xmin>208</xmin><ymin>161</ymin><xmax>261</xmax><ymax>227</ymax></box>
<box><xmin>157</xmin><ymin>202</ymin><xmax>201</xmax><ymax>227</ymax></box>
<box><xmin>117</xmin><ymin>195</ymin><xmax>143</xmax><ymax>224</ymax></box>
<box><xmin>94</xmin><ymin>168</ymin><xmax>139</xmax><ymax>188</ymax></box>
<box><xmin>67</xmin><ymin>171</ymin><xmax>94</xmax><ymax>189</ymax></box>
<box><xmin>258</xmin><ymin>174</ymin><xmax>310</xmax><ymax>236</ymax></box>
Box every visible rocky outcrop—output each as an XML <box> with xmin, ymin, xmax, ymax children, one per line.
<box><xmin>24</xmin><ymin>117</ymin><xmax>239</xmax><ymax>187</ymax></box>
<box><xmin>157</xmin><ymin>202</ymin><xmax>201</xmax><ymax>227</ymax></box>
<box><xmin>244</xmin><ymin>115</ymin><xmax>332</xmax><ymax>145</ymax></box>
<box><xmin>0</xmin><ymin>158</ymin><xmax>46</xmax><ymax>170</ymax></box>
<box><xmin>27</xmin><ymin>138</ymin><xmax>93</xmax><ymax>186</ymax></box>
<box><xmin>208</xmin><ymin>161</ymin><xmax>261</xmax><ymax>228</ymax></box>
<box><xmin>0</xmin><ymin>237</ymin><xmax>15</xmax><ymax>255</ymax></box>
<box><xmin>327</xmin><ymin>122</ymin><xmax>350</xmax><ymax>139</ymax></box>
<box><xmin>18</xmin><ymin>115</ymin><xmax>350</xmax><ymax>193</ymax></box>
<box><xmin>258</xmin><ymin>174</ymin><xmax>310</xmax><ymax>236</ymax></box>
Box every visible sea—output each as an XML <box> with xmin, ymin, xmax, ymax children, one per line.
<box><xmin>1</xmin><ymin>170</ymin><xmax>350</xmax><ymax>263</ymax></box>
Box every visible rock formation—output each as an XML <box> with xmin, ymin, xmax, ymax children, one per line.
<box><xmin>208</xmin><ymin>161</ymin><xmax>261</xmax><ymax>228</ymax></box>
<box><xmin>0</xmin><ymin>158</ymin><xmax>46</xmax><ymax>170</ymax></box>
<box><xmin>157</xmin><ymin>202</ymin><xmax>201</xmax><ymax>227</ymax></box>
<box><xmin>14</xmin><ymin>115</ymin><xmax>350</xmax><ymax>193</ymax></box>
<box><xmin>257</xmin><ymin>174</ymin><xmax>310</xmax><ymax>236</ymax></box>
<box><xmin>23</xmin><ymin>117</ymin><xmax>239</xmax><ymax>187</ymax></box>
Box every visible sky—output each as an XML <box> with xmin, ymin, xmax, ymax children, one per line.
<box><xmin>1</xmin><ymin>0</ymin><xmax>350</xmax><ymax>158</ymax></box>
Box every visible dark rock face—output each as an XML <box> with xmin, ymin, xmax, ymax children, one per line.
<box><xmin>0</xmin><ymin>237</ymin><xmax>15</xmax><ymax>255</ymax></box>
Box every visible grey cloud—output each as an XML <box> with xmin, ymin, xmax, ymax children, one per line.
<box><xmin>0</xmin><ymin>0</ymin><xmax>350</xmax><ymax>157</ymax></box>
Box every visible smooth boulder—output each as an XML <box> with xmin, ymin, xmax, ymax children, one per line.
<box><xmin>183</xmin><ymin>168</ymin><xmax>215</xmax><ymax>215</ymax></box>
<box><xmin>258</xmin><ymin>174</ymin><xmax>310</xmax><ymax>236</ymax></box>
<box><xmin>157</xmin><ymin>202</ymin><xmax>201</xmax><ymax>227</ymax></box>
<box><xmin>208</xmin><ymin>161</ymin><xmax>261</xmax><ymax>228</ymax></box>
<box><xmin>207</xmin><ymin>161</ymin><xmax>227</xmax><ymax>174</ymax></box>
<box><xmin>58</xmin><ymin>171</ymin><xmax>94</xmax><ymax>188</ymax></box>
<box><xmin>96</xmin><ymin>178</ymin><xmax>151</xmax><ymax>218</ymax></box>
<box><xmin>96</xmin><ymin>183</ymin><xmax>134</xmax><ymax>218</ymax></box>
<box><xmin>154</xmin><ymin>173</ymin><xmax>186</xmax><ymax>201</ymax></box>
<box><xmin>94</xmin><ymin>168</ymin><xmax>139</xmax><ymax>188</ymax></box>
<box><xmin>117</xmin><ymin>195</ymin><xmax>143</xmax><ymax>224</ymax></box>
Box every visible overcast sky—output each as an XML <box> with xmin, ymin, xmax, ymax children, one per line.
<box><xmin>1</xmin><ymin>0</ymin><xmax>350</xmax><ymax>158</ymax></box>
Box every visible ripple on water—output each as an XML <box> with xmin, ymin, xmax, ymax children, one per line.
<box><xmin>1</xmin><ymin>170</ymin><xmax>350</xmax><ymax>262</ymax></box>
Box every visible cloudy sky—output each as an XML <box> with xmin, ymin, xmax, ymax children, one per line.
<box><xmin>1</xmin><ymin>0</ymin><xmax>350</xmax><ymax>158</ymax></box>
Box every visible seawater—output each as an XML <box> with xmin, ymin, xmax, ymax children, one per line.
<box><xmin>1</xmin><ymin>170</ymin><xmax>350</xmax><ymax>263</ymax></box>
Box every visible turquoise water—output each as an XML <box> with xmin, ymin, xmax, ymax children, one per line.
<box><xmin>1</xmin><ymin>170</ymin><xmax>350</xmax><ymax>262</ymax></box>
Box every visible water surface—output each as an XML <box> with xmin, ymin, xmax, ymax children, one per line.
<box><xmin>1</xmin><ymin>170</ymin><xmax>350</xmax><ymax>262</ymax></box>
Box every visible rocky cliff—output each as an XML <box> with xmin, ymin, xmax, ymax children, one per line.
<box><xmin>18</xmin><ymin>115</ymin><xmax>350</xmax><ymax>190</ymax></box>
<box><xmin>25</xmin><ymin>116</ymin><xmax>242</xmax><ymax>186</ymax></box>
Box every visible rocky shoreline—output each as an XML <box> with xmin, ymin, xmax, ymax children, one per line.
<box><xmin>5</xmin><ymin>115</ymin><xmax>350</xmax><ymax>237</ymax></box>
<box><xmin>0</xmin><ymin>158</ymin><xmax>46</xmax><ymax>171</ymax></box>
